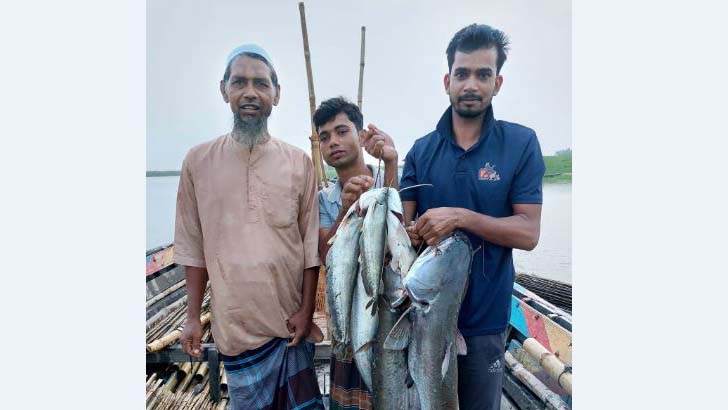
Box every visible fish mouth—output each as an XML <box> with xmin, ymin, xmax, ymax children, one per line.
<box><xmin>407</xmin><ymin>290</ymin><xmax>431</xmax><ymax>308</ymax></box>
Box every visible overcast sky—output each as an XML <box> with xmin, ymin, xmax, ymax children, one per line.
<box><xmin>147</xmin><ymin>0</ymin><xmax>571</xmax><ymax>170</ymax></box>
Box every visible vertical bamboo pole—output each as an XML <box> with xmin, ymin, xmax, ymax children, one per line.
<box><xmin>298</xmin><ymin>2</ymin><xmax>327</xmax><ymax>188</ymax></box>
<box><xmin>357</xmin><ymin>26</ymin><xmax>366</xmax><ymax>111</ymax></box>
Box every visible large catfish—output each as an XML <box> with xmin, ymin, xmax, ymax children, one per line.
<box><xmin>325</xmin><ymin>204</ymin><xmax>364</xmax><ymax>359</ymax></box>
<box><xmin>384</xmin><ymin>232</ymin><xmax>473</xmax><ymax>410</ymax></box>
<box><xmin>371</xmin><ymin>265</ymin><xmax>410</xmax><ymax>409</ymax></box>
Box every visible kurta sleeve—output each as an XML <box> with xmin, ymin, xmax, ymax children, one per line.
<box><xmin>298</xmin><ymin>153</ymin><xmax>321</xmax><ymax>270</ymax></box>
<box><xmin>173</xmin><ymin>154</ymin><xmax>206</xmax><ymax>268</ymax></box>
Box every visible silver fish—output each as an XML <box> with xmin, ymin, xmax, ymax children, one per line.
<box><xmin>351</xmin><ymin>263</ymin><xmax>377</xmax><ymax>390</ymax></box>
<box><xmin>325</xmin><ymin>205</ymin><xmax>364</xmax><ymax>359</ymax></box>
<box><xmin>384</xmin><ymin>232</ymin><xmax>473</xmax><ymax>410</ymax></box>
<box><xmin>359</xmin><ymin>188</ymin><xmax>388</xmax><ymax>314</ymax></box>
<box><xmin>385</xmin><ymin>188</ymin><xmax>417</xmax><ymax>301</ymax></box>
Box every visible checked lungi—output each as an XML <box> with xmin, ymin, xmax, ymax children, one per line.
<box><xmin>328</xmin><ymin>352</ymin><xmax>372</xmax><ymax>410</ymax></box>
<box><xmin>221</xmin><ymin>337</ymin><xmax>324</xmax><ymax>410</ymax></box>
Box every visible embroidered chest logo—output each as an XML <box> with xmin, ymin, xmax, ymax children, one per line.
<box><xmin>478</xmin><ymin>162</ymin><xmax>500</xmax><ymax>181</ymax></box>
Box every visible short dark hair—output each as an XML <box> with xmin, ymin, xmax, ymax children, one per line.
<box><xmin>446</xmin><ymin>24</ymin><xmax>510</xmax><ymax>74</ymax></box>
<box><xmin>222</xmin><ymin>52</ymin><xmax>279</xmax><ymax>87</ymax></box>
<box><xmin>313</xmin><ymin>97</ymin><xmax>363</xmax><ymax>132</ymax></box>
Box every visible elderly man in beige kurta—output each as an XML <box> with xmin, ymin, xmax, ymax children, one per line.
<box><xmin>175</xmin><ymin>133</ymin><xmax>321</xmax><ymax>354</ymax></box>
<box><xmin>173</xmin><ymin>44</ymin><xmax>324</xmax><ymax>410</ymax></box>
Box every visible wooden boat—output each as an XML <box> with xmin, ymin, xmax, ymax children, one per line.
<box><xmin>146</xmin><ymin>244</ymin><xmax>572</xmax><ymax>409</ymax></box>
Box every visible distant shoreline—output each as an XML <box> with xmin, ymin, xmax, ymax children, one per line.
<box><xmin>147</xmin><ymin>155</ymin><xmax>572</xmax><ymax>183</ymax></box>
<box><xmin>146</xmin><ymin>170</ymin><xmax>181</xmax><ymax>177</ymax></box>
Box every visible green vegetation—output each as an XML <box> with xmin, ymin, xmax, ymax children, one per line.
<box><xmin>543</xmin><ymin>149</ymin><xmax>572</xmax><ymax>183</ymax></box>
<box><xmin>147</xmin><ymin>170</ymin><xmax>181</xmax><ymax>177</ymax></box>
<box><xmin>149</xmin><ymin>149</ymin><xmax>572</xmax><ymax>183</ymax></box>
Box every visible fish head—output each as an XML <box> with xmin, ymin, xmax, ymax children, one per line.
<box><xmin>356</xmin><ymin>187</ymin><xmax>387</xmax><ymax>216</ymax></box>
<box><xmin>386</xmin><ymin>187</ymin><xmax>403</xmax><ymax>215</ymax></box>
<box><xmin>404</xmin><ymin>231</ymin><xmax>473</xmax><ymax>311</ymax></box>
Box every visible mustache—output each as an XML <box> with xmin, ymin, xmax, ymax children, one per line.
<box><xmin>458</xmin><ymin>94</ymin><xmax>483</xmax><ymax>102</ymax></box>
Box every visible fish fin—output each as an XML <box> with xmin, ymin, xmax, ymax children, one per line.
<box><xmin>456</xmin><ymin>330</ymin><xmax>467</xmax><ymax>355</ymax></box>
<box><xmin>332</xmin><ymin>341</ymin><xmax>344</xmax><ymax>360</ymax></box>
<box><xmin>366</xmin><ymin>297</ymin><xmax>379</xmax><ymax>316</ymax></box>
<box><xmin>354</xmin><ymin>340</ymin><xmax>373</xmax><ymax>355</ymax></box>
<box><xmin>406</xmin><ymin>370</ymin><xmax>414</xmax><ymax>388</ymax></box>
<box><xmin>342</xmin><ymin>344</ymin><xmax>355</xmax><ymax>361</ymax></box>
<box><xmin>383</xmin><ymin>306</ymin><xmax>413</xmax><ymax>350</ymax></box>
<box><xmin>442</xmin><ymin>342</ymin><xmax>451</xmax><ymax>380</ymax></box>
<box><xmin>389</xmin><ymin>291</ymin><xmax>408</xmax><ymax>308</ymax></box>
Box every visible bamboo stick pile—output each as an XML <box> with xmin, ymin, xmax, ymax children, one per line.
<box><xmin>146</xmin><ymin>287</ymin><xmax>211</xmax><ymax>351</ymax></box>
<box><xmin>515</xmin><ymin>273</ymin><xmax>572</xmax><ymax>313</ymax></box>
<box><xmin>147</xmin><ymin>284</ymin><xmax>227</xmax><ymax>409</ymax></box>
<box><xmin>504</xmin><ymin>351</ymin><xmax>570</xmax><ymax>410</ymax></box>
<box><xmin>146</xmin><ymin>343</ymin><xmax>229</xmax><ymax>410</ymax></box>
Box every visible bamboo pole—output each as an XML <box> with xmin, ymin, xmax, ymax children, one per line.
<box><xmin>146</xmin><ymin>378</ymin><xmax>163</xmax><ymax>404</ymax></box>
<box><xmin>504</xmin><ymin>351</ymin><xmax>570</xmax><ymax>410</ymax></box>
<box><xmin>146</xmin><ymin>373</ymin><xmax>158</xmax><ymax>391</ymax></box>
<box><xmin>177</xmin><ymin>362</ymin><xmax>202</xmax><ymax>393</ymax></box>
<box><xmin>216</xmin><ymin>397</ymin><xmax>229</xmax><ymax>410</ymax></box>
<box><xmin>146</xmin><ymin>311</ymin><xmax>211</xmax><ymax>352</ymax></box>
<box><xmin>523</xmin><ymin>337</ymin><xmax>573</xmax><ymax>395</ymax></box>
<box><xmin>146</xmin><ymin>295</ymin><xmax>187</xmax><ymax>331</ymax></box>
<box><xmin>146</xmin><ymin>279</ymin><xmax>186</xmax><ymax>308</ymax></box>
<box><xmin>298</xmin><ymin>2</ymin><xmax>327</xmax><ymax>188</ymax></box>
<box><xmin>357</xmin><ymin>26</ymin><xmax>366</xmax><ymax>111</ymax></box>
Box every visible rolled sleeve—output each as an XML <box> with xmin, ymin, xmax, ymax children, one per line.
<box><xmin>318</xmin><ymin>191</ymin><xmax>335</xmax><ymax>229</ymax></box>
<box><xmin>399</xmin><ymin>146</ymin><xmax>418</xmax><ymax>202</ymax></box>
<box><xmin>509</xmin><ymin>133</ymin><xmax>546</xmax><ymax>205</ymax></box>
<box><xmin>298</xmin><ymin>155</ymin><xmax>321</xmax><ymax>269</ymax></box>
<box><xmin>173</xmin><ymin>156</ymin><xmax>206</xmax><ymax>268</ymax></box>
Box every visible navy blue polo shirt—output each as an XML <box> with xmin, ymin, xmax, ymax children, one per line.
<box><xmin>400</xmin><ymin>105</ymin><xmax>545</xmax><ymax>336</ymax></box>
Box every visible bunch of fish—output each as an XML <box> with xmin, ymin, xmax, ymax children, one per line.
<box><xmin>326</xmin><ymin>187</ymin><xmax>474</xmax><ymax>410</ymax></box>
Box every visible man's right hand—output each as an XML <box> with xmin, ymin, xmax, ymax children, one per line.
<box><xmin>180</xmin><ymin>318</ymin><xmax>203</xmax><ymax>357</ymax></box>
<box><xmin>406</xmin><ymin>221</ymin><xmax>424</xmax><ymax>249</ymax></box>
<box><xmin>341</xmin><ymin>175</ymin><xmax>374</xmax><ymax>211</ymax></box>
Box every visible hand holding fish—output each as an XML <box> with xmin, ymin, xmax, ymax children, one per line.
<box><xmin>286</xmin><ymin>308</ymin><xmax>313</xmax><ymax>347</ymax></box>
<box><xmin>406</xmin><ymin>221</ymin><xmax>424</xmax><ymax>248</ymax></box>
<box><xmin>341</xmin><ymin>175</ymin><xmax>374</xmax><ymax>211</ymax></box>
<box><xmin>415</xmin><ymin>207</ymin><xmax>464</xmax><ymax>246</ymax></box>
<box><xmin>361</xmin><ymin>124</ymin><xmax>397</xmax><ymax>163</ymax></box>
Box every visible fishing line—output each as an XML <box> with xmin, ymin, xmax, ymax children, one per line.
<box><xmin>398</xmin><ymin>183</ymin><xmax>434</xmax><ymax>193</ymax></box>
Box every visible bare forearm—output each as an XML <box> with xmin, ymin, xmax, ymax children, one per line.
<box><xmin>300</xmin><ymin>267</ymin><xmax>319</xmax><ymax>317</ymax></box>
<box><xmin>383</xmin><ymin>158</ymin><xmax>399</xmax><ymax>189</ymax></box>
<box><xmin>458</xmin><ymin>209</ymin><xmax>540</xmax><ymax>251</ymax></box>
<box><xmin>184</xmin><ymin>266</ymin><xmax>208</xmax><ymax>320</ymax></box>
<box><xmin>403</xmin><ymin>200</ymin><xmax>417</xmax><ymax>225</ymax></box>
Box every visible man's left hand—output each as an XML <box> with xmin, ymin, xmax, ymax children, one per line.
<box><xmin>415</xmin><ymin>207</ymin><xmax>464</xmax><ymax>246</ymax></box>
<box><xmin>286</xmin><ymin>308</ymin><xmax>313</xmax><ymax>347</ymax></box>
<box><xmin>361</xmin><ymin>124</ymin><xmax>397</xmax><ymax>163</ymax></box>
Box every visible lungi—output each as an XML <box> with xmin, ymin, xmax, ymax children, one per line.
<box><xmin>328</xmin><ymin>352</ymin><xmax>372</xmax><ymax>410</ymax></box>
<box><xmin>221</xmin><ymin>337</ymin><xmax>324</xmax><ymax>410</ymax></box>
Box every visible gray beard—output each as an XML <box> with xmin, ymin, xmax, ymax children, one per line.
<box><xmin>232</xmin><ymin>112</ymin><xmax>268</xmax><ymax>146</ymax></box>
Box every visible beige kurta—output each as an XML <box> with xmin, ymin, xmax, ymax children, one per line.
<box><xmin>173</xmin><ymin>133</ymin><xmax>321</xmax><ymax>356</ymax></box>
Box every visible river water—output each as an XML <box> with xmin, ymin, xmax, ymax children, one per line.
<box><xmin>147</xmin><ymin>177</ymin><xmax>571</xmax><ymax>284</ymax></box>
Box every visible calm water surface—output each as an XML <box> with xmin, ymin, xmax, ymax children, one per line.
<box><xmin>147</xmin><ymin>177</ymin><xmax>571</xmax><ymax>283</ymax></box>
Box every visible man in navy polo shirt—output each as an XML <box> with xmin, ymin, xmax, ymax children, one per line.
<box><xmin>400</xmin><ymin>24</ymin><xmax>545</xmax><ymax>410</ymax></box>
